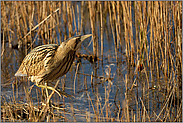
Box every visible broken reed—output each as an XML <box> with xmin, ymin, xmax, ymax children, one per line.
<box><xmin>1</xmin><ymin>1</ymin><xmax>182</xmax><ymax>122</ymax></box>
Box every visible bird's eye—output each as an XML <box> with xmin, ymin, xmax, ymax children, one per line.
<box><xmin>76</xmin><ymin>38</ymin><xmax>81</xmax><ymax>45</ymax></box>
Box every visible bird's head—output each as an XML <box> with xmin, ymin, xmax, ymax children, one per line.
<box><xmin>65</xmin><ymin>34</ymin><xmax>92</xmax><ymax>51</ymax></box>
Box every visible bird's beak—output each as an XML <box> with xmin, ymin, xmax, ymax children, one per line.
<box><xmin>66</xmin><ymin>34</ymin><xmax>92</xmax><ymax>51</ymax></box>
<box><xmin>80</xmin><ymin>34</ymin><xmax>92</xmax><ymax>42</ymax></box>
<box><xmin>75</xmin><ymin>34</ymin><xmax>92</xmax><ymax>50</ymax></box>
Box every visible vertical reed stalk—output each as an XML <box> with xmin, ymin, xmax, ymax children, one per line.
<box><xmin>117</xmin><ymin>2</ymin><xmax>122</xmax><ymax>53</ymax></box>
<box><xmin>72</xmin><ymin>5</ymin><xmax>77</xmax><ymax>34</ymax></box>
<box><xmin>125</xmin><ymin>74</ymin><xmax>129</xmax><ymax>122</ymax></box>
<box><xmin>77</xmin><ymin>5</ymin><xmax>80</xmax><ymax>35</ymax></box>
<box><xmin>109</xmin><ymin>2</ymin><xmax>118</xmax><ymax>62</ymax></box>
<box><xmin>89</xmin><ymin>1</ymin><xmax>97</xmax><ymax>57</ymax></box>
<box><xmin>99</xmin><ymin>2</ymin><xmax>104</xmax><ymax>61</ymax></box>
<box><xmin>80</xmin><ymin>1</ymin><xmax>84</xmax><ymax>34</ymax></box>
<box><xmin>121</xmin><ymin>1</ymin><xmax>129</xmax><ymax>61</ymax></box>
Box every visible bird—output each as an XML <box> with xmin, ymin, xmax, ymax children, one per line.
<box><xmin>15</xmin><ymin>34</ymin><xmax>92</xmax><ymax>97</ymax></box>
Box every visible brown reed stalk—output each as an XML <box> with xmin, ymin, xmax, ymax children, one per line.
<box><xmin>49</xmin><ymin>2</ymin><xmax>54</xmax><ymax>44</ymax></box>
<box><xmin>129</xmin><ymin>1</ymin><xmax>135</xmax><ymax>66</ymax></box>
<box><xmin>121</xmin><ymin>1</ymin><xmax>129</xmax><ymax>61</ymax></box>
<box><xmin>95</xmin><ymin>86</ymin><xmax>100</xmax><ymax>121</ymax></box>
<box><xmin>12</xmin><ymin>83</ymin><xmax>18</xmax><ymax>120</ymax></box>
<box><xmin>133</xmin><ymin>1</ymin><xmax>139</xmax><ymax>72</ymax></box>
<box><xmin>109</xmin><ymin>2</ymin><xmax>118</xmax><ymax>62</ymax></box>
<box><xmin>73</xmin><ymin>63</ymin><xmax>80</xmax><ymax>95</ymax></box>
<box><xmin>98</xmin><ymin>95</ymin><xmax>105</xmax><ymax>121</ymax></box>
<box><xmin>99</xmin><ymin>2</ymin><xmax>104</xmax><ymax>61</ymax></box>
<box><xmin>89</xmin><ymin>1</ymin><xmax>97</xmax><ymax>57</ymax></box>
<box><xmin>62</xmin><ymin>2</ymin><xmax>67</xmax><ymax>40</ymax></box>
<box><xmin>88</xmin><ymin>92</ymin><xmax>98</xmax><ymax>121</ymax></box>
<box><xmin>56</xmin><ymin>2</ymin><xmax>62</xmax><ymax>44</ymax></box>
<box><xmin>8</xmin><ymin>2</ymin><xmax>13</xmax><ymax>48</ymax></box>
<box><xmin>140</xmin><ymin>97</ymin><xmax>151</xmax><ymax>121</ymax></box>
<box><xmin>148</xmin><ymin>2</ymin><xmax>155</xmax><ymax>96</ymax></box>
<box><xmin>1</xmin><ymin>31</ymin><xmax>5</xmax><ymax>58</ymax></box>
<box><xmin>72</xmin><ymin>6</ymin><xmax>77</xmax><ymax>35</ymax></box>
<box><xmin>113</xmin><ymin>1</ymin><xmax>120</xmax><ymax>52</ymax></box>
<box><xmin>142</xmin><ymin>1</ymin><xmax>149</xmax><ymax>67</ymax></box>
<box><xmin>80</xmin><ymin>1</ymin><xmax>84</xmax><ymax>34</ymax></box>
<box><xmin>154</xmin><ymin>1</ymin><xmax>160</xmax><ymax>80</ymax></box>
<box><xmin>66</xmin><ymin>2</ymin><xmax>73</xmax><ymax>37</ymax></box>
<box><xmin>77</xmin><ymin>4</ymin><xmax>80</xmax><ymax>35</ymax></box>
<box><xmin>104</xmin><ymin>86</ymin><xmax>108</xmax><ymax>121</ymax></box>
<box><xmin>20</xmin><ymin>1</ymin><xmax>28</xmax><ymax>38</ymax></box>
<box><xmin>150</xmin><ymin>2</ymin><xmax>155</xmax><ymax>69</ymax></box>
<box><xmin>88</xmin><ymin>95</ymin><xmax>91</xmax><ymax>122</ymax></box>
<box><xmin>96</xmin><ymin>2</ymin><xmax>99</xmax><ymax>59</ymax></box>
<box><xmin>163</xmin><ymin>1</ymin><xmax>168</xmax><ymax>86</ymax></box>
<box><xmin>42</xmin><ymin>1</ymin><xmax>47</xmax><ymax>44</ymax></box>
<box><xmin>138</xmin><ymin>2</ymin><xmax>144</xmax><ymax>66</ymax></box>
<box><xmin>148</xmin><ymin>2</ymin><xmax>153</xmax><ymax>117</ymax></box>
<box><xmin>117</xmin><ymin>1</ymin><xmax>122</xmax><ymax>53</ymax></box>
<box><xmin>15</xmin><ymin>2</ymin><xmax>21</xmax><ymax>46</ymax></box>
<box><xmin>125</xmin><ymin>74</ymin><xmax>130</xmax><ymax>122</ymax></box>
<box><xmin>112</xmin><ymin>1</ymin><xmax>121</xmax><ymax>64</ymax></box>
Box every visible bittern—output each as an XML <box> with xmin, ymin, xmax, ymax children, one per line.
<box><xmin>15</xmin><ymin>34</ymin><xmax>92</xmax><ymax>97</ymax></box>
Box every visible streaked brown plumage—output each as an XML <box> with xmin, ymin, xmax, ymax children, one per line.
<box><xmin>15</xmin><ymin>34</ymin><xmax>92</xmax><ymax>97</ymax></box>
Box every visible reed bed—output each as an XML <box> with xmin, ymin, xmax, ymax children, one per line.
<box><xmin>1</xmin><ymin>1</ymin><xmax>182</xmax><ymax>122</ymax></box>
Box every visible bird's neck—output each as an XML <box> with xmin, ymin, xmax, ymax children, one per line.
<box><xmin>55</xmin><ymin>43</ymin><xmax>75</xmax><ymax>60</ymax></box>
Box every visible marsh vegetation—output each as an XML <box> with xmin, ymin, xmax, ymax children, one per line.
<box><xmin>1</xmin><ymin>1</ymin><xmax>182</xmax><ymax>122</ymax></box>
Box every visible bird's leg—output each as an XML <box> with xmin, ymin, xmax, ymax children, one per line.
<box><xmin>55</xmin><ymin>88</ymin><xmax>74</xmax><ymax>98</ymax></box>
<box><xmin>35</xmin><ymin>82</ymin><xmax>72</xmax><ymax>97</ymax></box>
<box><xmin>35</xmin><ymin>82</ymin><xmax>62</xmax><ymax>97</ymax></box>
<box><xmin>44</xmin><ymin>83</ymin><xmax>49</xmax><ymax>98</ymax></box>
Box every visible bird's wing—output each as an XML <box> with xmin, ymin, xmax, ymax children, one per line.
<box><xmin>15</xmin><ymin>44</ymin><xmax>59</xmax><ymax>76</ymax></box>
<box><xmin>43</xmin><ymin>48</ymin><xmax>57</xmax><ymax>71</ymax></box>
